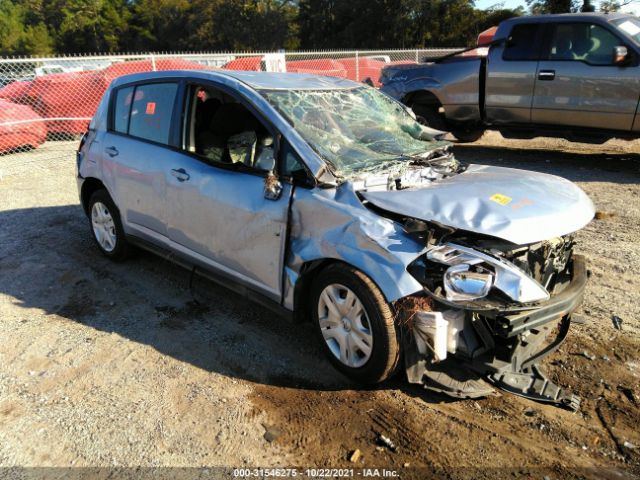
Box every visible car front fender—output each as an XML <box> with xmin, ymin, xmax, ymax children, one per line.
<box><xmin>283</xmin><ymin>183</ymin><xmax>427</xmax><ymax>310</ymax></box>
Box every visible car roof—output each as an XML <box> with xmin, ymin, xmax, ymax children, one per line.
<box><xmin>504</xmin><ymin>12</ymin><xmax>632</xmax><ymax>25</ymax></box>
<box><xmin>110</xmin><ymin>69</ymin><xmax>361</xmax><ymax>91</ymax></box>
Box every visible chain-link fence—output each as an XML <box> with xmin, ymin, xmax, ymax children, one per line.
<box><xmin>0</xmin><ymin>49</ymin><xmax>458</xmax><ymax>162</ymax></box>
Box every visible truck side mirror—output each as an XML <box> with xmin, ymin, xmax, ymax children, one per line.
<box><xmin>614</xmin><ymin>46</ymin><xmax>628</xmax><ymax>66</ymax></box>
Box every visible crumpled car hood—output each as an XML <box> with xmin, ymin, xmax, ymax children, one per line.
<box><xmin>361</xmin><ymin>164</ymin><xmax>595</xmax><ymax>245</ymax></box>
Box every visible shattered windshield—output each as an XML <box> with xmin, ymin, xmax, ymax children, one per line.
<box><xmin>261</xmin><ymin>86</ymin><xmax>451</xmax><ymax>178</ymax></box>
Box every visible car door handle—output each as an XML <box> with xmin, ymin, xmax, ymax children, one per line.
<box><xmin>170</xmin><ymin>168</ymin><xmax>190</xmax><ymax>182</ymax></box>
<box><xmin>538</xmin><ymin>70</ymin><xmax>555</xmax><ymax>81</ymax></box>
<box><xmin>105</xmin><ymin>146</ymin><xmax>119</xmax><ymax>157</ymax></box>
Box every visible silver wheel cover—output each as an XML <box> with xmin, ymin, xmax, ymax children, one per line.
<box><xmin>317</xmin><ymin>283</ymin><xmax>374</xmax><ymax>368</ymax></box>
<box><xmin>91</xmin><ymin>201</ymin><xmax>117</xmax><ymax>253</ymax></box>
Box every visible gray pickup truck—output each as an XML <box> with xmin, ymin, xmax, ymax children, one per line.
<box><xmin>380</xmin><ymin>13</ymin><xmax>640</xmax><ymax>143</ymax></box>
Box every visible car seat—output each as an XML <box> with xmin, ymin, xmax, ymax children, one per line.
<box><xmin>551</xmin><ymin>36</ymin><xmax>573</xmax><ymax>60</ymax></box>
<box><xmin>197</xmin><ymin>102</ymin><xmax>261</xmax><ymax>163</ymax></box>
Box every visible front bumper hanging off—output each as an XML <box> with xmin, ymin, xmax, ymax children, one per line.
<box><xmin>487</xmin><ymin>314</ymin><xmax>581</xmax><ymax>412</ymax></box>
<box><xmin>405</xmin><ymin>255</ymin><xmax>588</xmax><ymax>411</ymax></box>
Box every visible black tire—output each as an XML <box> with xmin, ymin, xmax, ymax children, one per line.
<box><xmin>452</xmin><ymin>128</ymin><xmax>485</xmax><ymax>143</ymax></box>
<box><xmin>411</xmin><ymin>103</ymin><xmax>447</xmax><ymax>131</ymax></box>
<box><xmin>88</xmin><ymin>189</ymin><xmax>131</xmax><ymax>261</ymax></box>
<box><xmin>310</xmin><ymin>263</ymin><xmax>401</xmax><ymax>384</ymax></box>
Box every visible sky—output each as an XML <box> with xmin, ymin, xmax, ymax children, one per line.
<box><xmin>475</xmin><ymin>0</ymin><xmax>640</xmax><ymax>14</ymax></box>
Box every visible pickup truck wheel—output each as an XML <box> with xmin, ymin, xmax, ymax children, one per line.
<box><xmin>412</xmin><ymin>104</ymin><xmax>447</xmax><ymax>131</ymax></box>
<box><xmin>452</xmin><ymin>128</ymin><xmax>485</xmax><ymax>143</ymax></box>
<box><xmin>310</xmin><ymin>264</ymin><xmax>401</xmax><ymax>384</ymax></box>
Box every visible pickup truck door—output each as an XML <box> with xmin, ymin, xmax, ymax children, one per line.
<box><xmin>485</xmin><ymin>23</ymin><xmax>544</xmax><ymax>125</ymax></box>
<box><xmin>532</xmin><ymin>22</ymin><xmax>639</xmax><ymax>131</ymax></box>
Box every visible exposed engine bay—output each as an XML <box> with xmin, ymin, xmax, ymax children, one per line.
<box><xmin>345</xmin><ymin>159</ymin><xmax>588</xmax><ymax>410</ymax></box>
<box><xmin>391</xmin><ymin>214</ymin><xmax>586</xmax><ymax>410</ymax></box>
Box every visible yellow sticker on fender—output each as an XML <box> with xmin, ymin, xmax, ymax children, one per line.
<box><xmin>490</xmin><ymin>193</ymin><xmax>512</xmax><ymax>205</ymax></box>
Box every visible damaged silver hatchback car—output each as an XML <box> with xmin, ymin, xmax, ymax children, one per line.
<box><xmin>77</xmin><ymin>71</ymin><xmax>594</xmax><ymax>410</ymax></box>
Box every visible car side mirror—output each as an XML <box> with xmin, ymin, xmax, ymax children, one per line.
<box><xmin>614</xmin><ymin>46</ymin><xmax>628</xmax><ymax>66</ymax></box>
<box><xmin>264</xmin><ymin>171</ymin><xmax>283</xmax><ymax>201</ymax></box>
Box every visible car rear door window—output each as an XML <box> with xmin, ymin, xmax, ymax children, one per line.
<box><xmin>122</xmin><ymin>82</ymin><xmax>178</xmax><ymax>145</ymax></box>
<box><xmin>503</xmin><ymin>24</ymin><xmax>541</xmax><ymax>61</ymax></box>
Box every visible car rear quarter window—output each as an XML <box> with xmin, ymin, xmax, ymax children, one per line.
<box><xmin>503</xmin><ymin>24</ymin><xmax>541</xmax><ymax>61</ymax></box>
<box><xmin>113</xmin><ymin>86</ymin><xmax>134</xmax><ymax>134</ymax></box>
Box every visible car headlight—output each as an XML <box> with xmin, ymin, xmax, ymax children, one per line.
<box><xmin>443</xmin><ymin>264</ymin><xmax>494</xmax><ymax>301</ymax></box>
<box><xmin>427</xmin><ymin>243</ymin><xmax>549</xmax><ymax>304</ymax></box>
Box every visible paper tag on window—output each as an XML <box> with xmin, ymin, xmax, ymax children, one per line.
<box><xmin>146</xmin><ymin>102</ymin><xmax>156</xmax><ymax>115</ymax></box>
<box><xmin>619</xmin><ymin>21</ymin><xmax>640</xmax><ymax>36</ymax></box>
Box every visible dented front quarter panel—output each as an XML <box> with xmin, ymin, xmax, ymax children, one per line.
<box><xmin>283</xmin><ymin>182</ymin><xmax>427</xmax><ymax>309</ymax></box>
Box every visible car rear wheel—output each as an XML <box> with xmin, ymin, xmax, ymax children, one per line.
<box><xmin>88</xmin><ymin>189</ymin><xmax>131</xmax><ymax>261</ymax></box>
<box><xmin>310</xmin><ymin>264</ymin><xmax>401</xmax><ymax>384</ymax></box>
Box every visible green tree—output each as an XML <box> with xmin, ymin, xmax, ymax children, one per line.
<box><xmin>526</xmin><ymin>0</ymin><xmax>579</xmax><ymax>13</ymax></box>
<box><xmin>298</xmin><ymin>0</ymin><xmax>521</xmax><ymax>49</ymax></box>
<box><xmin>53</xmin><ymin>0</ymin><xmax>131</xmax><ymax>52</ymax></box>
<box><xmin>581</xmin><ymin>0</ymin><xmax>596</xmax><ymax>11</ymax></box>
<box><xmin>187</xmin><ymin>0</ymin><xmax>299</xmax><ymax>50</ymax></box>
<box><xmin>125</xmin><ymin>0</ymin><xmax>192</xmax><ymax>51</ymax></box>
<box><xmin>124</xmin><ymin>0</ymin><xmax>298</xmax><ymax>52</ymax></box>
<box><xmin>0</xmin><ymin>0</ymin><xmax>53</xmax><ymax>56</ymax></box>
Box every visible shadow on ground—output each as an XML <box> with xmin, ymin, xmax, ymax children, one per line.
<box><xmin>453</xmin><ymin>145</ymin><xmax>640</xmax><ymax>184</ymax></box>
<box><xmin>0</xmin><ymin>203</ymin><xmax>450</xmax><ymax>403</ymax></box>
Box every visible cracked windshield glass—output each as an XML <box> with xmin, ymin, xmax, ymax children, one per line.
<box><xmin>261</xmin><ymin>86</ymin><xmax>451</xmax><ymax>178</ymax></box>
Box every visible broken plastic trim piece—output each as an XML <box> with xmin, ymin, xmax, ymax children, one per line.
<box><xmin>404</xmin><ymin>334</ymin><xmax>496</xmax><ymax>399</ymax></box>
<box><xmin>404</xmin><ymin>307</ymin><xmax>581</xmax><ymax>410</ymax></box>
<box><xmin>488</xmin><ymin>365</ymin><xmax>581</xmax><ymax>412</ymax></box>
<box><xmin>486</xmin><ymin>314</ymin><xmax>581</xmax><ymax>411</ymax></box>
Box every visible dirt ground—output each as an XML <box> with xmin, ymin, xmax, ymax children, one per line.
<box><xmin>0</xmin><ymin>132</ymin><xmax>639</xmax><ymax>479</ymax></box>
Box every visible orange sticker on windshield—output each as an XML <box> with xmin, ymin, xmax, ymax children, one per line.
<box><xmin>490</xmin><ymin>193</ymin><xmax>512</xmax><ymax>206</ymax></box>
<box><xmin>145</xmin><ymin>102</ymin><xmax>156</xmax><ymax>115</ymax></box>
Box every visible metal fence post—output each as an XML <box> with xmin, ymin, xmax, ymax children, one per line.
<box><xmin>415</xmin><ymin>49</ymin><xmax>419</xmax><ymax>63</ymax></box>
<box><xmin>355</xmin><ymin>51</ymin><xmax>359</xmax><ymax>82</ymax></box>
<box><xmin>151</xmin><ymin>54</ymin><xmax>156</xmax><ymax>71</ymax></box>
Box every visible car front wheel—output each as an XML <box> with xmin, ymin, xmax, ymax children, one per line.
<box><xmin>310</xmin><ymin>264</ymin><xmax>401</xmax><ymax>384</ymax></box>
<box><xmin>88</xmin><ymin>189</ymin><xmax>131</xmax><ymax>261</ymax></box>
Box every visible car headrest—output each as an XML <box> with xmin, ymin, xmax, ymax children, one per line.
<box><xmin>209</xmin><ymin>103</ymin><xmax>259</xmax><ymax>136</ymax></box>
<box><xmin>196</xmin><ymin>98</ymin><xmax>221</xmax><ymax>129</ymax></box>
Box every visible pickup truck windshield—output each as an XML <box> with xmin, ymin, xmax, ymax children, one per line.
<box><xmin>613</xmin><ymin>18</ymin><xmax>640</xmax><ymax>45</ymax></box>
<box><xmin>261</xmin><ymin>86</ymin><xmax>449</xmax><ymax>178</ymax></box>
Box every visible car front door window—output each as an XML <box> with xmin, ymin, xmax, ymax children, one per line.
<box><xmin>548</xmin><ymin>23</ymin><xmax>621</xmax><ymax>66</ymax></box>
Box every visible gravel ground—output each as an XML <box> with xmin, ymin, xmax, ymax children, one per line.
<box><xmin>0</xmin><ymin>134</ymin><xmax>639</xmax><ymax>479</ymax></box>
